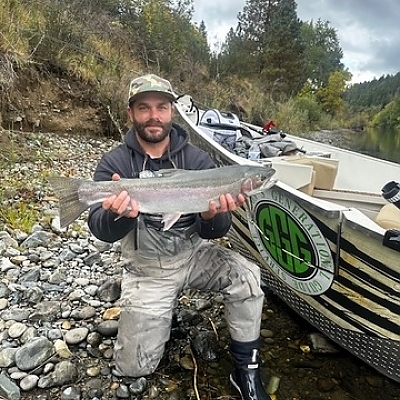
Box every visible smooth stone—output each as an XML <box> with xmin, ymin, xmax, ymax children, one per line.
<box><xmin>20</xmin><ymin>375</ymin><xmax>40</xmax><ymax>391</ymax></box>
<box><xmin>65</xmin><ymin>327</ymin><xmax>89</xmax><ymax>345</ymax></box>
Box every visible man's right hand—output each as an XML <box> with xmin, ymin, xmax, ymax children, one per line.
<box><xmin>101</xmin><ymin>173</ymin><xmax>139</xmax><ymax>219</ymax></box>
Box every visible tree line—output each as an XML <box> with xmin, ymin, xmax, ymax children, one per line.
<box><xmin>0</xmin><ymin>0</ymin><xmax>399</xmax><ymax>133</ymax></box>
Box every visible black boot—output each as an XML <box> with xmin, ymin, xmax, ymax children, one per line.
<box><xmin>230</xmin><ymin>339</ymin><xmax>271</xmax><ymax>400</ymax></box>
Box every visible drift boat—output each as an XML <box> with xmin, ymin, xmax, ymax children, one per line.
<box><xmin>175</xmin><ymin>96</ymin><xmax>400</xmax><ymax>383</ymax></box>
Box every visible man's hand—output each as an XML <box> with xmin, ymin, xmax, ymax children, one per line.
<box><xmin>200</xmin><ymin>193</ymin><xmax>246</xmax><ymax>221</ymax></box>
<box><xmin>102</xmin><ymin>173</ymin><xmax>139</xmax><ymax>219</ymax></box>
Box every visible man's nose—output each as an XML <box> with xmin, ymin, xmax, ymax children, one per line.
<box><xmin>148</xmin><ymin>107</ymin><xmax>160</xmax><ymax>119</ymax></box>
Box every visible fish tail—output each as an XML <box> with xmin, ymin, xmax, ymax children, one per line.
<box><xmin>48</xmin><ymin>177</ymin><xmax>89</xmax><ymax>228</ymax></box>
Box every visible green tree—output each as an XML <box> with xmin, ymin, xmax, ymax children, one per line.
<box><xmin>294</xmin><ymin>90</ymin><xmax>323</xmax><ymax>128</ymax></box>
<box><xmin>345</xmin><ymin>72</ymin><xmax>400</xmax><ymax>110</ymax></box>
<box><xmin>301</xmin><ymin>19</ymin><xmax>344</xmax><ymax>89</ymax></box>
<box><xmin>209</xmin><ymin>0</ymin><xmax>276</xmax><ymax>79</ymax></box>
<box><xmin>261</xmin><ymin>0</ymin><xmax>305</xmax><ymax>95</ymax></box>
<box><xmin>172</xmin><ymin>0</ymin><xmax>194</xmax><ymax>19</ymax></box>
<box><xmin>117</xmin><ymin>0</ymin><xmax>209</xmax><ymax>76</ymax></box>
<box><xmin>215</xmin><ymin>28</ymin><xmax>249</xmax><ymax>78</ymax></box>
<box><xmin>235</xmin><ymin>0</ymin><xmax>275</xmax><ymax>75</ymax></box>
<box><xmin>183</xmin><ymin>20</ymin><xmax>211</xmax><ymax>77</ymax></box>
<box><xmin>198</xmin><ymin>20</ymin><xmax>208</xmax><ymax>41</ymax></box>
<box><xmin>371</xmin><ymin>96</ymin><xmax>400</xmax><ymax>129</ymax></box>
<box><xmin>316</xmin><ymin>70</ymin><xmax>351</xmax><ymax>114</ymax></box>
<box><xmin>219</xmin><ymin>0</ymin><xmax>304</xmax><ymax>96</ymax></box>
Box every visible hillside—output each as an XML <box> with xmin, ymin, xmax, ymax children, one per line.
<box><xmin>1</xmin><ymin>63</ymin><xmax>108</xmax><ymax>137</ymax></box>
<box><xmin>1</xmin><ymin>0</ymin><xmax>399</xmax><ymax>143</ymax></box>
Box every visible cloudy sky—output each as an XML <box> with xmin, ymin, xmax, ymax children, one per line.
<box><xmin>192</xmin><ymin>0</ymin><xmax>400</xmax><ymax>83</ymax></box>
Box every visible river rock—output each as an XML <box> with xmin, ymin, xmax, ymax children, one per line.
<box><xmin>0</xmin><ymin>374</ymin><xmax>20</xmax><ymax>400</ymax></box>
<box><xmin>15</xmin><ymin>337</ymin><xmax>54</xmax><ymax>371</ymax></box>
<box><xmin>20</xmin><ymin>375</ymin><xmax>39</xmax><ymax>391</ymax></box>
<box><xmin>0</xmin><ymin>348</ymin><xmax>18</xmax><ymax>368</ymax></box>
<box><xmin>37</xmin><ymin>360</ymin><xmax>79</xmax><ymax>388</ymax></box>
<box><xmin>65</xmin><ymin>327</ymin><xmax>89</xmax><ymax>345</ymax></box>
<box><xmin>96</xmin><ymin>320</ymin><xmax>119</xmax><ymax>337</ymax></box>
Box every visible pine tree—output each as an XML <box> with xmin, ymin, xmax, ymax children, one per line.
<box><xmin>220</xmin><ymin>0</ymin><xmax>304</xmax><ymax>96</ymax></box>
<box><xmin>236</xmin><ymin>0</ymin><xmax>276</xmax><ymax>75</ymax></box>
<box><xmin>262</xmin><ymin>0</ymin><xmax>305</xmax><ymax>95</ymax></box>
<box><xmin>301</xmin><ymin>19</ymin><xmax>344</xmax><ymax>89</ymax></box>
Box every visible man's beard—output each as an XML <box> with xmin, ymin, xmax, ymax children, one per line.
<box><xmin>133</xmin><ymin>119</ymin><xmax>172</xmax><ymax>143</ymax></box>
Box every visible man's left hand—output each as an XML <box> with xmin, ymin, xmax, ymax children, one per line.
<box><xmin>200</xmin><ymin>193</ymin><xmax>246</xmax><ymax>221</ymax></box>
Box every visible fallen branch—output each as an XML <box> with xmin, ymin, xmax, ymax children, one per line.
<box><xmin>189</xmin><ymin>346</ymin><xmax>200</xmax><ymax>400</ymax></box>
<box><xmin>209</xmin><ymin>317</ymin><xmax>219</xmax><ymax>341</ymax></box>
<box><xmin>107</xmin><ymin>105</ymin><xmax>124</xmax><ymax>142</ymax></box>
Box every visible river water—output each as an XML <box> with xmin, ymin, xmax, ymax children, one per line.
<box><xmin>297</xmin><ymin>127</ymin><xmax>400</xmax><ymax>165</ymax></box>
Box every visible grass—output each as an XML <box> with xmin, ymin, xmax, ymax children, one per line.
<box><xmin>0</xmin><ymin>130</ymin><xmax>55</xmax><ymax>232</ymax></box>
<box><xmin>0</xmin><ymin>200</ymin><xmax>40</xmax><ymax>232</ymax></box>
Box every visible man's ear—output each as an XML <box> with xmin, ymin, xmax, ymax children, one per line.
<box><xmin>127</xmin><ymin>106</ymin><xmax>134</xmax><ymax>122</ymax></box>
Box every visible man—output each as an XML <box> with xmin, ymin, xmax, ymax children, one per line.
<box><xmin>88</xmin><ymin>73</ymin><xmax>271</xmax><ymax>400</ymax></box>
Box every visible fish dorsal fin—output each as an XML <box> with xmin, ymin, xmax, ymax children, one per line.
<box><xmin>153</xmin><ymin>169</ymin><xmax>184</xmax><ymax>178</ymax></box>
<box><xmin>138</xmin><ymin>170</ymin><xmax>157</xmax><ymax>179</ymax></box>
<box><xmin>138</xmin><ymin>169</ymin><xmax>183</xmax><ymax>179</ymax></box>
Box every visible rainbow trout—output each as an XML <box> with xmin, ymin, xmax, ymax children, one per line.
<box><xmin>48</xmin><ymin>164</ymin><xmax>276</xmax><ymax>230</ymax></box>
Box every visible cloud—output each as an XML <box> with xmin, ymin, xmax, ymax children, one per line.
<box><xmin>192</xmin><ymin>0</ymin><xmax>400</xmax><ymax>83</ymax></box>
<box><xmin>192</xmin><ymin>3</ymin><xmax>239</xmax><ymax>46</ymax></box>
<box><xmin>297</xmin><ymin>0</ymin><xmax>400</xmax><ymax>81</ymax></box>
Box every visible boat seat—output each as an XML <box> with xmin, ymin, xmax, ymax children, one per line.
<box><xmin>284</xmin><ymin>156</ymin><xmax>339</xmax><ymax>191</ymax></box>
<box><xmin>299</xmin><ymin>170</ymin><xmax>316</xmax><ymax>195</ymax></box>
<box><xmin>375</xmin><ymin>203</ymin><xmax>400</xmax><ymax>230</ymax></box>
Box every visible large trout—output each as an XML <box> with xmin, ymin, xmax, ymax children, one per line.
<box><xmin>48</xmin><ymin>164</ymin><xmax>276</xmax><ymax>230</ymax></box>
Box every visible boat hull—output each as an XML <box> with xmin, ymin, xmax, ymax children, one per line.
<box><xmin>231</xmin><ymin>190</ymin><xmax>400</xmax><ymax>383</ymax></box>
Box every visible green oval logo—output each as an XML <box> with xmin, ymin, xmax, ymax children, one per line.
<box><xmin>255</xmin><ymin>203</ymin><xmax>316</xmax><ymax>279</ymax></box>
<box><xmin>249</xmin><ymin>188</ymin><xmax>335</xmax><ymax>295</ymax></box>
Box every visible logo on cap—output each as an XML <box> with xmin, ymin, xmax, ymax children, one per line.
<box><xmin>128</xmin><ymin>74</ymin><xmax>176</xmax><ymax>103</ymax></box>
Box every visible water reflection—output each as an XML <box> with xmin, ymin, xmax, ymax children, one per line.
<box><xmin>298</xmin><ymin>127</ymin><xmax>400</xmax><ymax>164</ymax></box>
<box><xmin>351</xmin><ymin>128</ymin><xmax>400</xmax><ymax>163</ymax></box>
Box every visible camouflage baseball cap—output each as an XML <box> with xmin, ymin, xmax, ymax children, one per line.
<box><xmin>128</xmin><ymin>74</ymin><xmax>176</xmax><ymax>104</ymax></box>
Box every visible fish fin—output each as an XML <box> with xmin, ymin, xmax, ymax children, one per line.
<box><xmin>243</xmin><ymin>196</ymin><xmax>259</xmax><ymax>234</ymax></box>
<box><xmin>138</xmin><ymin>170</ymin><xmax>157</xmax><ymax>179</ymax></box>
<box><xmin>48</xmin><ymin>177</ymin><xmax>89</xmax><ymax>228</ymax></box>
<box><xmin>154</xmin><ymin>169</ymin><xmax>184</xmax><ymax>178</ymax></box>
<box><xmin>257</xmin><ymin>177</ymin><xmax>277</xmax><ymax>191</ymax></box>
<box><xmin>161</xmin><ymin>212</ymin><xmax>182</xmax><ymax>231</ymax></box>
<box><xmin>247</xmin><ymin>177</ymin><xmax>277</xmax><ymax>196</ymax></box>
<box><xmin>114</xmin><ymin>205</ymin><xmax>132</xmax><ymax>222</ymax></box>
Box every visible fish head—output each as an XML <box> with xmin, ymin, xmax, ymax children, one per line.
<box><xmin>240</xmin><ymin>166</ymin><xmax>276</xmax><ymax>195</ymax></box>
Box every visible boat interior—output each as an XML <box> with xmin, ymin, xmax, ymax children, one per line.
<box><xmin>270</xmin><ymin>155</ymin><xmax>400</xmax><ymax>231</ymax></box>
<box><xmin>175</xmin><ymin>96</ymin><xmax>400</xmax><ymax>232</ymax></box>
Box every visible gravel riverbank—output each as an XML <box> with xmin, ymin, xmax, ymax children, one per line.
<box><xmin>0</xmin><ymin>131</ymin><xmax>399</xmax><ymax>400</ymax></box>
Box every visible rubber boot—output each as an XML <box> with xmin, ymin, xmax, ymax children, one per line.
<box><xmin>229</xmin><ymin>339</ymin><xmax>271</xmax><ymax>400</ymax></box>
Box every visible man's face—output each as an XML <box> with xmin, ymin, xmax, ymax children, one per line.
<box><xmin>128</xmin><ymin>93</ymin><xmax>174</xmax><ymax>143</ymax></box>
